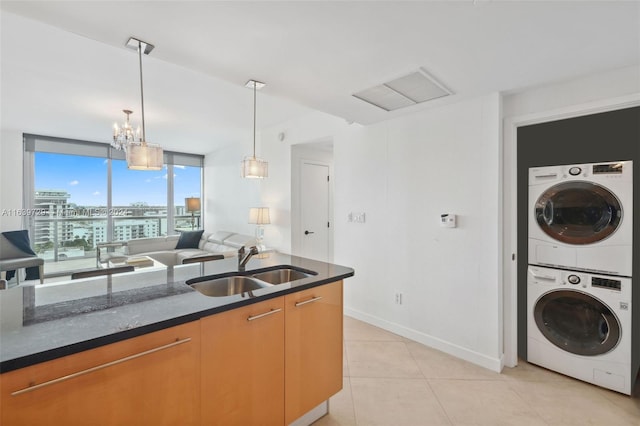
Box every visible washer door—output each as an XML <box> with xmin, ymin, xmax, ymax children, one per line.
<box><xmin>534</xmin><ymin>289</ymin><xmax>620</xmax><ymax>356</ymax></box>
<box><xmin>535</xmin><ymin>181</ymin><xmax>622</xmax><ymax>245</ymax></box>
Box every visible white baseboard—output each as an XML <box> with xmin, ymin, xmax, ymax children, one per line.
<box><xmin>344</xmin><ymin>307</ymin><xmax>503</xmax><ymax>373</ymax></box>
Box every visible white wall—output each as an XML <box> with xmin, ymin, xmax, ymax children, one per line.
<box><xmin>0</xmin><ymin>130</ymin><xmax>25</xmax><ymax>231</ymax></box>
<box><xmin>257</xmin><ymin>95</ymin><xmax>504</xmax><ymax>370</ymax></box>
<box><xmin>260</xmin><ymin>112</ymin><xmax>348</xmax><ymax>254</ymax></box>
<box><xmin>203</xmin><ymin>142</ymin><xmax>262</xmax><ymax>237</ymax></box>
<box><xmin>503</xmin><ymin>65</ymin><xmax>640</xmax><ymax>119</ymax></box>
<box><xmin>335</xmin><ymin>94</ymin><xmax>503</xmax><ymax>369</ymax></box>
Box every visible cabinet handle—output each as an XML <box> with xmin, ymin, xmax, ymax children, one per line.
<box><xmin>294</xmin><ymin>296</ymin><xmax>323</xmax><ymax>307</ymax></box>
<box><xmin>11</xmin><ymin>337</ymin><xmax>192</xmax><ymax>396</ymax></box>
<box><xmin>247</xmin><ymin>308</ymin><xmax>282</xmax><ymax>321</ymax></box>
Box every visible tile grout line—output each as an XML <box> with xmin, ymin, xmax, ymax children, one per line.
<box><xmin>403</xmin><ymin>339</ymin><xmax>455</xmax><ymax>426</ymax></box>
<box><xmin>342</xmin><ymin>337</ymin><xmax>359</xmax><ymax>426</ymax></box>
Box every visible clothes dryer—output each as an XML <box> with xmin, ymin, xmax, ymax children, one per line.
<box><xmin>527</xmin><ymin>265</ymin><xmax>632</xmax><ymax>394</ymax></box>
<box><xmin>528</xmin><ymin>160</ymin><xmax>632</xmax><ymax>276</ymax></box>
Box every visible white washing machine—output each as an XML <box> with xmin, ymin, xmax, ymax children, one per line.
<box><xmin>528</xmin><ymin>160</ymin><xmax>633</xmax><ymax>276</ymax></box>
<box><xmin>527</xmin><ymin>265</ymin><xmax>632</xmax><ymax>394</ymax></box>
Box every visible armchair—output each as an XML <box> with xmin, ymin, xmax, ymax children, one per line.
<box><xmin>0</xmin><ymin>230</ymin><xmax>44</xmax><ymax>285</ymax></box>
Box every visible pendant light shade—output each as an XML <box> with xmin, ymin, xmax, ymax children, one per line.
<box><xmin>126</xmin><ymin>141</ymin><xmax>164</xmax><ymax>171</ymax></box>
<box><xmin>241</xmin><ymin>80</ymin><xmax>268</xmax><ymax>178</ymax></box>
<box><xmin>241</xmin><ymin>156</ymin><xmax>268</xmax><ymax>178</ymax></box>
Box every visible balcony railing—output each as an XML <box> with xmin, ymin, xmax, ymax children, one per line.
<box><xmin>31</xmin><ymin>214</ymin><xmax>201</xmax><ymax>276</ymax></box>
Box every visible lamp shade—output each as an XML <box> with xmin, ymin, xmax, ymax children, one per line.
<box><xmin>185</xmin><ymin>197</ymin><xmax>201</xmax><ymax>213</ymax></box>
<box><xmin>126</xmin><ymin>142</ymin><xmax>163</xmax><ymax>170</ymax></box>
<box><xmin>241</xmin><ymin>156</ymin><xmax>268</xmax><ymax>179</ymax></box>
<box><xmin>249</xmin><ymin>207</ymin><xmax>270</xmax><ymax>225</ymax></box>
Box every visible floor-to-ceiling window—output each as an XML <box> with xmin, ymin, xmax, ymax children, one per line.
<box><xmin>24</xmin><ymin>134</ymin><xmax>203</xmax><ymax>276</ymax></box>
<box><xmin>174</xmin><ymin>165</ymin><xmax>203</xmax><ymax>231</ymax></box>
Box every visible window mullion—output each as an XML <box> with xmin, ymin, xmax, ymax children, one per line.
<box><xmin>167</xmin><ymin>164</ymin><xmax>174</xmax><ymax>235</ymax></box>
<box><xmin>107</xmin><ymin>157</ymin><xmax>113</xmax><ymax>240</ymax></box>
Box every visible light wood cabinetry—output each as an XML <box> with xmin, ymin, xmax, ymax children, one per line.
<box><xmin>285</xmin><ymin>280</ymin><xmax>343</xmax><ymax>424</ymax></box>
<box><xmin>0</xmin><ymin>321</ymin><xmax>201</xmax><ymax>426</ymax></box>
<box><xmin>201</xmin><ymin>297</ymin><xmax>285</xmax><ymax>426</ymax></box>
<box><xmin>1</xmin><ymin>280</ymin><xmax>344</xmax><ymax>426</ymax></box>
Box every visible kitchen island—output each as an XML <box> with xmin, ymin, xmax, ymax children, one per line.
<box><xmin>0</xmin><ymin>252</ymin><xmax>354</xmax><ymax>425</ymax></box>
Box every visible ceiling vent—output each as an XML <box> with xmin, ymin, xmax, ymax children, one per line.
<box><xmin>353</xmin><ymin>68</ymin><xmax>452</xmax><ymax>111</ymax></box>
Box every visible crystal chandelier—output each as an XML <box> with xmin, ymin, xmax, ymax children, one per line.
<box><xmin>241</xmin><ymin>80</ymin><xmax>268</xmax><ymax>178</ymax></box>
<box><xmin>112</xmin><ymin>109</ymin><xmax>139</xmax><ymax>151</ymax></box>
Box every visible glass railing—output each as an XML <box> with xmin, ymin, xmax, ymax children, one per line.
<box><xmin>32</xmin><ymin>215</ymin><xmax>201</xmax><ymax>276</ymax></box>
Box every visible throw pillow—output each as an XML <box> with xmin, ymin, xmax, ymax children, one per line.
<box><xmin>175</xmin><ymin>230</ymin><xmax>204</xmax><ymax>249</ymax></box>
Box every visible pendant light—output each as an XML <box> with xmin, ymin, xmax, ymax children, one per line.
<box><xmin>123</xmin><ymin>37</ymin><xmax>163</xmax><ymax>171</ymax></box>
<box><xmin>241</xmin><ymin>80</ymin><xmax>268</xmax><ymax>178</ymax></box>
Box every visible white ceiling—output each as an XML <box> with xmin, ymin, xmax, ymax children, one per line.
<box><xmin>1</xmin><ymin>1</ymin><xmax>639</xmax><ymax>154</ymax></box>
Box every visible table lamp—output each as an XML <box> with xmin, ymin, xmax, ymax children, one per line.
<box><xmin>249</xmin><ymin>207</ymin><xmax>270</xmax><ymax>250</ymax></box>
<box><xmin>185</xmin><ymin>197</ymin><xmax>201</xmax><ymax>230</ymax></box>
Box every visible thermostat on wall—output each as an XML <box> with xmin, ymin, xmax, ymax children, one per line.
<box><xmin>440</xmin><ymin>214</ymin><xmax>456</xmax><ymax>228</ymax></box>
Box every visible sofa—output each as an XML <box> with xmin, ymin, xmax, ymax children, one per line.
<box><xmin>100</xmin><ymin>231</ymin><xmax>257</xmax><ymax>267</ymax></box>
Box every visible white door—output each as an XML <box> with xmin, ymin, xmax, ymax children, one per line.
<box><xmin>300</xmin><ymin>162</ymin><xmax>330</xmax><ymax>261</ymax></box>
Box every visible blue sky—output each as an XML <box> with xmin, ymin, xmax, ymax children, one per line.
<box><xmin>35</xmin><ymin>153</ymin><xmax>201</xmax><ymax>206</ymax></box>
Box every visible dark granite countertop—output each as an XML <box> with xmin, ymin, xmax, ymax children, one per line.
<box><xmin>0</xmin><ymin>253</ymin><xmax>354</xmax><ymax>373</ymax></box>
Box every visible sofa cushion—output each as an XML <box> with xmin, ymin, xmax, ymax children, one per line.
<box><xmin>175</xmin><ymin>249</ymin><xmax>210</xmax><ymax>264</ymax></box>
<box><xmin>222</xmin><ymin>233</ymin><xmax>256</xmax><ymax>249</ymax></box>
<box><xmin>142</xmin><ymin>251</ymin><xmax>179</xmax><ymax>266</ymax></box>
<box><xmin>176</xmin><ymin>230</ymin><xmax>204</xmax><ymax>249</ymax></box>
<box><xmin>201</xmin><ymin>242</ymin><xmax>239</xmax><ymax>258</ymax></box>
<box><xmin>198</xmin><ymin>232</ymin><xmax>212</xmax><ymax>249</ymax></box>
<box><xmin>128</xmin><ymin>236</ymin><xmax>179</xmax><ymax>255</ymax></box>
<box><xmin>207</xmin><ymin>231</ymin><xmax>235</xmax><ymax>244</ymax></box>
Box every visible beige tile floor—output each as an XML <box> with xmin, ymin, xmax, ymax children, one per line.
<box><xmin>315</xmin><ymin>316</ymin><xmax>640</xmax><ymax>426</ymax></box>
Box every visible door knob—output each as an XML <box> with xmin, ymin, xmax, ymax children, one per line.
<box><xmin>304</xmin><ymin>230</ymin><xmax>314</xmax><ymax>235</ymax></box>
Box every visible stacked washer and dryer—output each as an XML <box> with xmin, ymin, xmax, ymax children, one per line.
<box><xmin>528</xmin><ymin>160</ymin><xmax>633</xmax><ymax>394</ymax></box>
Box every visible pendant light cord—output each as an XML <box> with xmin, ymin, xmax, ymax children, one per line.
<box><xmin>252</xmin><ymin>81</ymin><xmax>257</xmax><ymax>159</ymax></box>
<box><xmin>138</xmin><ymin>40</ymin><xmax>146</xmax><ymax>145</ymax></box>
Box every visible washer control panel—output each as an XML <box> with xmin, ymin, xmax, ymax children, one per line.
<box><xmin>592</xmin><ymin>276</ymin><xmax>622</xmax><ymax>291</ymax></box>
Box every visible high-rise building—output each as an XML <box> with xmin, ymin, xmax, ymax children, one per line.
<box><xmin>33</xmin><ymin>189</ymin><xmax>73</xmax><ymax>246</ymax></box>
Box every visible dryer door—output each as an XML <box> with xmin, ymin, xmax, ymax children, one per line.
<box><xmin>534</xmin><ymin>289</ymin><xmax>620</xmax><ymax>356</ymax></box>
<box><xmin>534</xmin><ymin>181</ymin><xmax>622</xmax><ymax>245</ymax></box>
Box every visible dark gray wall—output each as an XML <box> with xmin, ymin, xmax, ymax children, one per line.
<box><xmin>517</xmin><ymin>106</ymin><xmax>640</xmax><ymax>391</ymax></box>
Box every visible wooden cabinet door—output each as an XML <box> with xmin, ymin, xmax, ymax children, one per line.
<box><xmin>1</xmin><ymin>321</ymin><xmax>201</xmax><ymax>426</ymax></box>
<box><xmin>201</xmin><ymin>297</ymin><xmax>285</xmax><ymax>426</ymax></box>
<box><xmin>285</xmin><ymin>280</ymin><xmax>343</xmax><ymax>424</ymax></box>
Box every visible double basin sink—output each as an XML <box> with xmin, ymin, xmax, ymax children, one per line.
<box><xmin>186</xmin><ymin>266</ymin><xmax>316</xmax><ymax>297</ymax></box>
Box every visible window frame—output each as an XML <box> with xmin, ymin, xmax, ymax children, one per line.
<box><xmin>23</xmin><ymin>134</ymin><xmax>204</xmax><ymax>244</ymax></box>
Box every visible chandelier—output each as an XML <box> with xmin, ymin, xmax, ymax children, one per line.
<box><xmin>112</xmin><ymin>109</ymin><xmax>139</xmax><ymax>151</ymax></box>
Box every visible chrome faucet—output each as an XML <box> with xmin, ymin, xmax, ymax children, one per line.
<box><xmin>238</xmin><ymin>245</ymin><xmax>259</xmax><ymax>271</ymax></box>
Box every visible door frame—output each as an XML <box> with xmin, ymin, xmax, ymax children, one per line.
<box><xmin>291</xmin><ymin>142</ymin><xmax>334</xmax><ymax>261</ymax></box>
<box><xmin>502</xmin><ymin>93</ymin><xmax>640</xmax><ymax>368</ymax></box>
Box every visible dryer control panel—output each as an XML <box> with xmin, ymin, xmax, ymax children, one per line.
<box><xmin>592</xmin><ymin>277</ymin><xmax>622</xmax><ymax>291</ymax></box>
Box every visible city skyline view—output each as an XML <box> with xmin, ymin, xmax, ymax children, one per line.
<box><xmin>35</xmin><ymin>152</ymin><xmax>201</xmax><ymax>207</ymax></box>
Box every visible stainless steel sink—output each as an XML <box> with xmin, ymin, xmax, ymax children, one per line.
<box><xmin>189</xmin><ymin>276</ymin><xmax>268</xmax><ymax>297</ymax></box>
<box><xmin>252</xmin><ymin>268</ymin><xmax>312</xmax><ymax>284</ymax></box>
